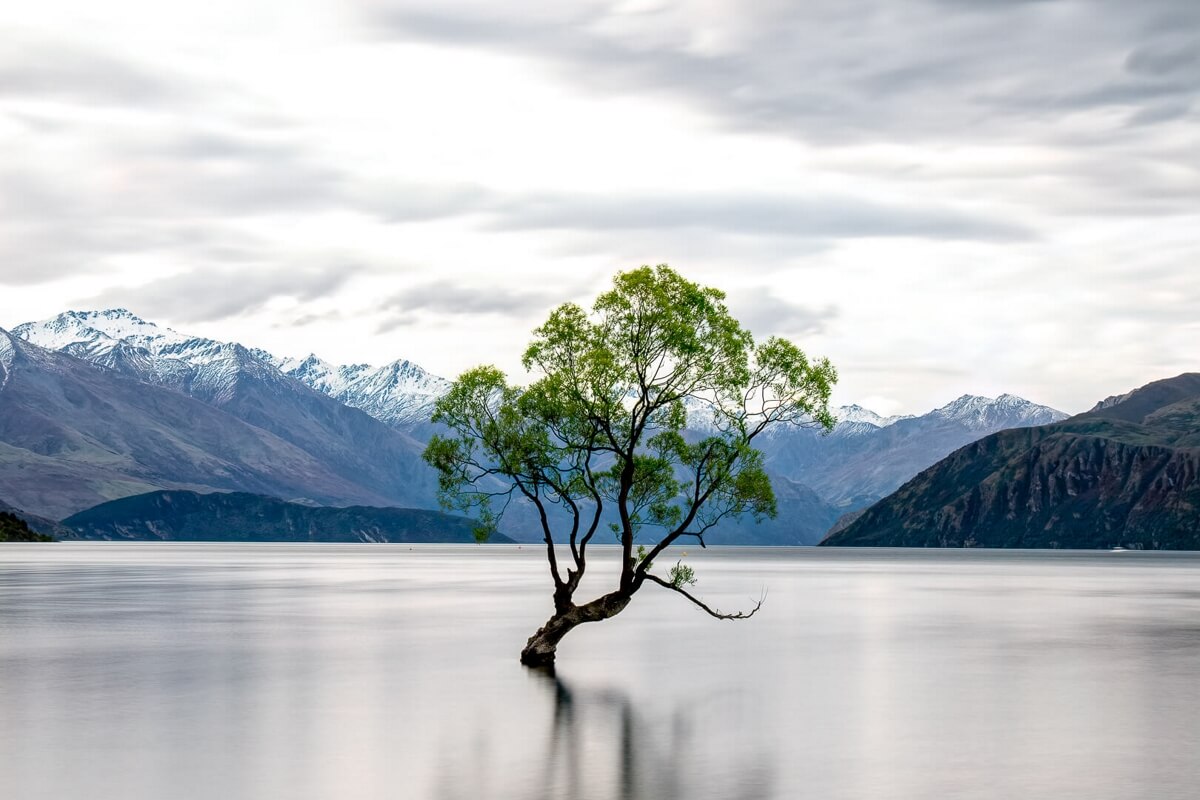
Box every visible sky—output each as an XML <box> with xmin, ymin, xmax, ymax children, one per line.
<box><xmin>1</xmin><ymin>0</ymin><xmax>1197</xmax><ymax>415</ymax></box>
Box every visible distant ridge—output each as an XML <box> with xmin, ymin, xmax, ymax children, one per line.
<box><xmin>63</xmin><ymin>490</ymin><xmax>512</xmax><ymax>543</ymax></box>
<box><xmin>822</xmin><ymin>373</ymin><xmax>1200</xmax><ymax>550</ymax></box>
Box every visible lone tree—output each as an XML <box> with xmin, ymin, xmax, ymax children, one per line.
<box><xmin>424</xmin><ymin>265</ymin><xmax>836</xmax><ymax>667</ymax></box>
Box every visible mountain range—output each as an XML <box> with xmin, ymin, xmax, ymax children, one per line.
<box><xmin>3</xmin><ymin>308</ymin><xmax>1069</xmax><ymax>544</ymax></box>
<box><xmin>823</xmin><ymin>373</ymin><xmax>1200</xmax><ymax>549</ymax></box>
<box><xmin>3</xmin><ymin>312</ymin><xmax>437</xmax><ymax>519</ymax></box>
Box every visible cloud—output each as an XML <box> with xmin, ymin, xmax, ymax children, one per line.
<box><xmin>278</xmin><ymin>309</ymin><xmax>349</xmax><ymax>328</ymax></box>
<box><xmin>362</xmin><ymin>0</ymin><xmax>1200</xmax><ymax>144</ymax></box>
<box><xmin>0</xmin><ymin>120</ymin><xmax>480</xmax><ymax>287</ymax></box>
<box><xmin>727</xmin><ymin>288</ymin><xmax>839</xmax><ymax>338</ymax></box>
<box><xmin>384</xmin><ymin>280</ymin><xmax>557</xmax><ymax>317</ymax></box>
<box><xmin>374</xmin><ymin>278</ymin><xmax>579</xmax><ymax>334</ymax></box>
<box><xmin>1</xmin><ymin>2</ymin><xmax>1196</xmax><ymax>416</ymax></box>
<box><xmin>355</xmin><ymin>181</ymin><xmax>493</xmax><ymax>223</ymax></box>
<box><xmin>78</xmin><ymin>264</ymin><xmax>364</xmax><ymax>323</ymax></box>
<box><xmin>0</xmin><ymin>38</ymin><xmax>188</xmax><ymax>106</ymax></box>
<box><xmin>1125</xmin><ymin>37</ymin><xmax>1200</xmax><ymax>77</ymax></box>
<box><xmin>487</xmin><ymin>191</ymin><xmax>1031</xmax><ymax>241</ymax></box>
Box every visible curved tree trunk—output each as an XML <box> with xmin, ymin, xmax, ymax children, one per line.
<box><xmin>520</xmin><ymin>591</ymin><xmax>632</xmax><ymax>667</ymax></box>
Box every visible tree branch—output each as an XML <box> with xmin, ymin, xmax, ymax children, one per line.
<box><xmin>643</xmin><ymin>573</ymin><xmax>764</xmax><ymax>620</ymax></box>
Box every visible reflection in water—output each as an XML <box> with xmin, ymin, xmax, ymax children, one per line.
<box><xmin>3</xmin><ymin>544</ymin><xmax>1200</xmax><ymax>800</ymax></box>
<box><xmin>539</xmin><ymin>668</ymin><xmax>772</xmax><ymax>800</ymax></box>
<box><xmin>435</xmin><ymin>667</ymin><xmax>773</xmax><ymax>800</ymax></box>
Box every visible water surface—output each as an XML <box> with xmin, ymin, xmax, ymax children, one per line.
<box><xmin>2</xmin><ymin>544</ymin><xmax>1199</xmax><ymax>799</ymax></box>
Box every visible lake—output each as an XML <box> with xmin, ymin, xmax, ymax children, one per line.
<box><xmin>2</xmin><ymin>544</ymin><xmax>1199</xmax><ymax>799</ymax></box>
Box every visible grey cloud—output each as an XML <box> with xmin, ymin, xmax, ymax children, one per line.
<box><xmin>0</xmin><ymin>38</ymin><xmax>188</xmax><ymax>106</ymax></box>
<box><xmin>1125</xmin><ymin>101</ymin><xmax>1194</xmax><ymax>126</ymax></box>
<box><xmin>279</xmin><ymin>310</ymin><xmax>349</xmax><ymax>328</ymax></box>
<box><xmin>163</xmin><ymin>131</ymin><xmax>310</xmax><ymax>162</ymax></box>
<box><xmin>386</xmin><ymin>280</ymin><xmax>556</xmax><ymax>317</ymax></box>
<box><xmin>355</xmin><ymin>181</ymin><xmax>493</xmax><ymax>223</ymax></box>
<box><xmin>0</xmin><ymin>127</ymin><xmax>343</xmax><ymax>216</ymax></box>
<box><xmin>362</xmin><ymin>1</ymin><xmax>1199</xmax><ymax>141</ymax></box>
<box><xmin>0</xmin><ymin>157</ymin><xmax>288</xmax><ymax>285</ymax></box>
<box><xmin>0</xmin><ymin>124</ymin><xmax>345</xmax><ymax>286</ymax></box>
<box><xmin>727</xmin><ymin>288</ymin><xmax>839</xmax><ymax>337</ymax></box>
<box><xmin>850</xmin><ymin>361</ymin><xmax>969</xmax><ymax>378</ymax></box>
<box><xmin>79</xmin><ymin>265</ymin><xmax>362</xmax><ymax>323</ymax></box>
<box><xmin>1125</xmin><ymin>38</ymin><xmax>1200</xmax><ymax>77</ymax></box>
<box><xmin>374</xmin><ymin>313</ymin><xmax>419</xmax><ymax>335</ymax></box>
<box><xmin>486</xmin><ymin>192</ymin><xmax>1032</xmax><ymax>241</ymax></box>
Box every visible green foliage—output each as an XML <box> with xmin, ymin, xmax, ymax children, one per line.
<box><xmin>634</xmin><ymin>543</ymin><xmax>652</xmax><ymax>570</ymax></box>
<box><xmin>668</xmin><ymin>559</ymin><xmax>697</xmax><ymax>588</ymax></box>
<box><xmin>0</xmin><ymin>512</ymin><xmax>53</xmax><ymax>542</ymax></box>
<box><xmin>422</xmin><ymin>264</ymin><xmax>837</xmax><ymax>563</ymax></box>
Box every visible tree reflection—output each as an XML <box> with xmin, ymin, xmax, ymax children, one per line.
<box><xmin>529</xmin><ymin>668</ymin><xmax>773</xmax><ymax>800</ymax></box>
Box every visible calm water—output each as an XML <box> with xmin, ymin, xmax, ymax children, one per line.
<box><xmin>2</xmin><ymin>544</ymin><xmax>1199</xmax><ymax>800</ymax></box>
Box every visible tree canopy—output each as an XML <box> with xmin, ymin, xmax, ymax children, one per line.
<box><xmin>423</xmin><ymin>264</ymin><xmax>836</xmax><ymax>666</ymax></box>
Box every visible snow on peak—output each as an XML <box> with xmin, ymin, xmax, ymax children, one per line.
<box><xmin>286</xmin><ymin>354</ymin><xmax>375</xmax><ymax>397</ymax></box>
<box><xmin>13</xmin><ymin>310</ymin><xmax>282</xmax><ymax>405</ymax></box>
<box><xmin>834</xmin><ymin>404</ymin><xmax>912</xmax><ymax>428</ymax></box>
<box><xmin>17</xmin><ymin>308</ymin><xmax>451</xmax><ymax>429</ymax></box>
<box><xmin>932</xmin><ymin>393</ymin><xmax>1066</xmax><ymax>431</ymax></box>
<box><xmin>0</xmin><ymin>328</ymin><xmax>15</xmax><ymax>374</ymax></box>
<box><xmin>680</xmin><ymin>399</ymin><xmax>910</xmax><ymax>437</ymax></box>
<box><xmin>836</xmin><ymin>404</ymin><xmax>883</xmax><ymax>425</ymax></box>
<box><xmin>260</xmin><ymin>350</ymin><xmax>448</xmax><ymax>427</ymax></box>
<box><xmin>14</xmin><ymin>308</ymin><xmax>192</xmax><ymax>354</ymax></box>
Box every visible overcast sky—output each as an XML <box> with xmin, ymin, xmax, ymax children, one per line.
<box><xmin>1</xmin><ymin>0</ymin><xmax>1196</xmax><ymax>414</ymax></box>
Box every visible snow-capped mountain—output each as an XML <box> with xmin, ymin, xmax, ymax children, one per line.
<box><xmin>751</xmin><ymin>392</ymin><xmax>1068</xmax><ymax>508</ymax></box>
<box><xmin>14</xmin><ymin>310</ymin><xmax>1068</xmax><ymax>444</ymax></box>
<box><xmin>0</xmin><ymin>326</ymin><xmax>419</xmax><ymax>518</ymax></box>
<box><xmin>682</xmin><ymin>397</ymin><xmax>914</xmax><ymax>438</ymax></box>
<box><xmin>836</xmin><ymin>404</ymin><xmax>912</xmax><ymax>427</ymax></box>
<box><xmin>0</xmin><ymin>328</ymin><xmax>15</xmax><ymax>379</ymax></box>
<box><xmin>930</xmin><ymin>393</ymin><xmax>1067</xmax><ymax>432</ymax></box>
<box><xmin>831</xmin><ymin>404</ymin><xmax>915</xmax><ymax>437</ymax></box>
<box><xmin>261</xmin><ymin>352</ymin><xmax>450</xmax><ymax>428</ymax></box>
<box><xmin>15</xmin><ymin>309</ymin><xmax>450</xmax><ymax>426</ymax></box>
<box><xmin>15</xmin><ymin>307</ymin><xmax>191</xmax><ymax>354</ymax></box>
<box><xmin>14</xmin><ymin>309</ymin><xmax>290</xmax><ymax>405</ymax></box>
<box><xmin>9</xmin><ymin>310</ymin><xmax>442</xmax><ymax>515</ymax></box>
<box><xmin>257</xmin><ymin>352</ymin><xmax>373</xmax><ymax>398</ymax></box>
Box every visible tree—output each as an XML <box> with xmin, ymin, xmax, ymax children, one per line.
<box><xmin>423</xmin><ymin>265</ymin><xmax>837</xmax><ymax>667</ymax></box>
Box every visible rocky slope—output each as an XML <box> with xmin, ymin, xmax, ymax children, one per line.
<box><xmin>822</xmin><ymin>374</ymin><xmax>1200</xmax><ymax>549</ymax></box>
<box><xmin>63</xmin><ymin>490</ymin><xmax>512</xmax><ymax>543</ymax></box>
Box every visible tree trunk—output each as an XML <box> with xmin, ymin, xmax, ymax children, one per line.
<box><xmin>520</xmin><ymin>591</ymin><xmax>632</xmax><ymax>667</ymax></box>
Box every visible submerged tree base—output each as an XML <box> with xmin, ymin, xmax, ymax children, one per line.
<box><xmin>520</xmin><ymin>627</ymin><xmax>561</xmax><ymax>668</ymax></box>
<box><xmin>520</xmin><ymin>592</ymin><xmax>633</xmax><ymax>667</ymax></box>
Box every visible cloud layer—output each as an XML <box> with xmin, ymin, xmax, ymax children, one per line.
<box><xmin>0</xmin><ymin>0</ymin><xmax>1196</xmax><ymax>413</ymax></box>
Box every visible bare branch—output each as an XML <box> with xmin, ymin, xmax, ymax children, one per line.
<box><xmin>643</xmin><ymin>573</ymin><xmax>765</xmax><ymax>620</ymax></box>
